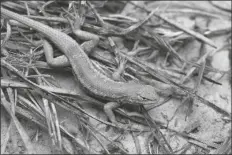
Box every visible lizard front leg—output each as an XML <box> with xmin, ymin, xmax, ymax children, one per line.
<box><xmin>104</xmin><ymin>102</ymin><xmax>143</xmax><ymax>129</ymax></box>
<box><xmin>103</xmin><ymin>102</ymin><xmax>121</xmax><ymax>124</ymax></box>
<box><xmin>104</xmin><ymin>101</ymin><xmax>129</xmax><ymax>129</ymax></box>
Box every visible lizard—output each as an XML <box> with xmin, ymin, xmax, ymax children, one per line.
<box><xmin>1</xmin><ymin>7</ymin><xmax>159</xmax><ymax>126</ymax></box>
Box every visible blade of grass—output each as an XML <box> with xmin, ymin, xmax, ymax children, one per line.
<box><xmin>193</xmin><ymin>60</ymin><xmax>206</xmax><ymax>92</ymax></box>
<box><xmin>129</xmin><ymin>1</ymin><xmax>217</xmax><ymax>48</ymax></box>
<box><xmin>1</xmin><ymin>21</ymin><xmax>11</xmax><ymax>48</ymax></box>
<box><xmin>1</xmin><ymin>89</ymin><xmax>36</xmax><ymax>154</ymax></box>
<box><xmin>15</xmin><ymin>103</ymin><xmax>96</xmax><ymax>153</ymax></box>
<box><xmin>1</xmin><ymin>118</ymin><xmax>13</xmax><ymax>154</ymax></box>
<box><xmin>51</xmin><ymin>103</ymin><xmax>62</xmax><ymax>149</ymax></box>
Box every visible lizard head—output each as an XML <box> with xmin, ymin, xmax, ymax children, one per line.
<box><xmin>137</xmin><ymin>85</ymin><xmax>159</xmax><ymax>102</ymax></box>
<box><xmin>124</xmin><ymin>85</ymin><xmax>159</xmax><ymax>104</ymax></box>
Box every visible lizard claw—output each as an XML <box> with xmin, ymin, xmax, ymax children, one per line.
<box><xmin>113</xmin><ymin>122</ymin><xmax>130</xmax><ymax>133</ymax></box>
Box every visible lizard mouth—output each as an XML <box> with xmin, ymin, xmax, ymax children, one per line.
<box><xmin>135</xmin><ymin>97</ymin><xmax>160</xmax><ymax>105</ymax></box>
<box><xmin>141</xmin><ymin>99</ymin><xmax>159</xmax><ymax>105</ymax></box>
<box><xmin>137</xmin><ymin>95</ymin><xmax>160</xmax><ymax>104</ymax></box>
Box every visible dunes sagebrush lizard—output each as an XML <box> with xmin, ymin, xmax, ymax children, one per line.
<box><xmin>1</xmin><ymin>7</ymin><xmax>159</xmax><ymax>125</ymax></box>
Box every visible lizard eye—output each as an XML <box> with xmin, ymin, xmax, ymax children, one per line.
<box><xmin>138</xmin><ymin>95</ymin><xmax>150</xmax><ymax>101</ymax></box>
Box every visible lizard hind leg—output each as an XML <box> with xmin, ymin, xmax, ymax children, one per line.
<box><xmin>66</xmin><ymin>12</ymin><xmax>99</xmax><ymax>55</ymax></box>
<box><xmin>68</xmin><ymin>16</ymin><xmax>99</xmax><ymax>55</ymax></box>
<box><xmin>43</xmin><ymin>28</ymin><xmax>99</xmax><ymax>68</ymax></box>
<box><xmin>43</xmin><ymin>40</ymin><xmax>70</xmax><ymax>67</ymax></box>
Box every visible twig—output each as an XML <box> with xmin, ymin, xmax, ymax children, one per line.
<box><xmin>15</xmin><ymin>101</ymin><xmax>96</xmax><ymax>153</ymax></box>
<box><xmin>210</xmin><ymin>131</ymin><xmax>231</xmax><ymax>154</ymax></box>
<box><xmin>204</xmin><ymin>26</ymin><xmax>231</xmax><ymax>37</ymax></box>
<box><xmin>129</xmin><ymin>1</ymin><xmax>217</xmax><ymax>48</ymax></box>
<box><xmin>131</xmin><ymin>129</ymin><xmax>141</xmax><ymax>154</ymax></box>
<box><xmin>208</xmin><ymin>1</ymin><xmax>231</xmax><ymax>12</ymax></box>
<box><xmin>81</xmin><ymin>123</ymin><xmax>110</xmax><ymax>154</ymax></box>
<box><xmin>1</xmin><ymin>78</ymin><xmax>80</xmax><ymax>96</ymax></box>
<box><xmin>87</xmin><ymin>1</ymin><xmax>157</xmax><ymax>36</ymax></box>
<box><xmin>23</xmin><ymin>1</ymin><xmax>30</xmax><ymax>16</ymax></box>
<box><xmin>1</xmin><ymin>89</ymin><xmax>36</xmax><ymax>154</ymax></box>
<box><xmin>43</xmin><ymin>98</ymin><xmax>56</xmax><ymax>144</ymax></box>
<box><xmin>159</xmin><ymin>8</ymin><xmax>226</xmax><ymax>19</ymax></box>
<box><xmin>1</xmin><ymin>1</ymin><xmax>36</xmax><ymax>14</ymax></box>
<box><xmin>142</xmin><ymin>106</ymin><xmax>173</xmax><ymax>154</ymax></box>
<box><xmin>175</xmin><ymin>143</ymin><xmax>191</xmax><ymax>154</ymax></box>
<box><xmin>82</xmin><ymin>119</ymin><xmax>129</xmax><ymax>154</ymax></box>
<box><xmin>139</xmin><ymin>24</ymin><xmax>224</xmax><ymax>74</ymax></box>
<box><xmin>51</xmin><ymin>103</ymin><xmax>62</xmax><ymax>149</ymax></box>
<box><xmin>188</xmin><ymin>139</ymin><xmax>210</xmax><ymax>151</ymax></box>
<box><xmin>1</xmin><ymin>21</ymin><xmax>12</xmax><ymax>48</ymax></box>
<box><xmin>18</xmin><ymin>94</ymin><xmax>44</xmax><ymax>116</ymax></box>
<box><xmin>1</xmin><ymin>68</ymin><xmax>19</xmax><ymax>154</ymax></box>
<box><xmin>1</xmin><ymin>121</ymin><xmax>13</xmax><ymax>154</ymax></box>
<box><xmin>38</xmin><ymin>1</ymin><xmax>54</xmax><ymax>15</ymax></box>
<box><xmin>180</xmin><ymin>44</ymin><xmax>226</xmax><ymax>83</ymax></box>
<box><xmin>193</xmin><ymin>60</ymin><xmax>206</xmax><ymax>92</ymax></box>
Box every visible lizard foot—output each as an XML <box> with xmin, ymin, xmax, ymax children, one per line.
<box><xmin>112</xmin><ymin>122</ymin><xmax>131</xmax><ymax>133</ymax></box>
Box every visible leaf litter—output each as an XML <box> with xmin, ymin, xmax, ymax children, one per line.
<box><xmin>1</xmin><ymin>1</ymin><xmax>231</xmax><ymax>154</ymax></box>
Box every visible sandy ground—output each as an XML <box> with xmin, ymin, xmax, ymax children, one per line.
<box><xmin>1</xmin><ymin>1</ymin><xmax>231</xmax><ymax>154</ymax></box>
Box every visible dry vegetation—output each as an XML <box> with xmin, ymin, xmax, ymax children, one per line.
<box><xmin>1</xmin><ymin>1</ymin><xmax>231</xmax><ymax>154</ymax></box>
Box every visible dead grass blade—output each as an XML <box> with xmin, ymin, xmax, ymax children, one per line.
<box><xmin>210</xmin><ymin>130</ymin><xmax>231</xmax><ymax>154</ymax></box>
<box><xmin>1</xmin><ymin>78</ymin><xmax>82</xmax><ymax>97</ymax></box>
<box><xmin>1</xmin><ymin>21</ymin><xmax>11</xmax><ymax>48</ymax></box>
<box><xmin>142</xmin><ymin>106</ymin><xmax>173</xmax><ymax>154</ymax></box>
<box><xmin>129</xmin><ymin>1</ymin><xmax>217</xmax><ymax>48</ymax></box>
<box><xmin>51</xmin><ymin>103</ymin><xmax>62</xmax><ymax>149</ymax></box>
<box><xmin>81</xmin><ymin>120</ymin><xmax>129</xmax><ymax>154</ymax></box>
<box><xmin>81</xmin><ymin>123</ymin><xmax>110</xmax><ymax>154</ymax></box>
<box><xmin>1</xmin><ymin>68</ymin><xmax>19</xmax><ymax>154</ymax></box>
<box><xmin>15</xmin><ymin>101</ymin><xmax>96</xmax><ymax>153</ymax></box>
<box><xmin>1</xmin><ymin>89</ymin><xmax>36</xmax><ymax>154</ymax></box>
<box><xmin>24</xmin><ymin>91</ymin><xmax>44</xmax><ymax>115</ymax></box>
<box><xmin>131</xmin><ymin>130</ymin><xmax>141</xmax><ymax>154</ymax></box>
<box><xmin>193</xmin><ymin>60</ymin><xmax>206</xmax><ymax>92</ymax></box>
<box><xmin>18</xmin><ymin>95</ymin><xmax>44</xmax><ymax>116</ymax></box>
<box><xmin>1</xmin><ymin>117</ymin><xmax>13</xmax><ymax>154</ymax></box>
<box><xmin>180</xmin><ymin>44</ymin><xmax>226</xmax><ymax>84</ymax></box>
